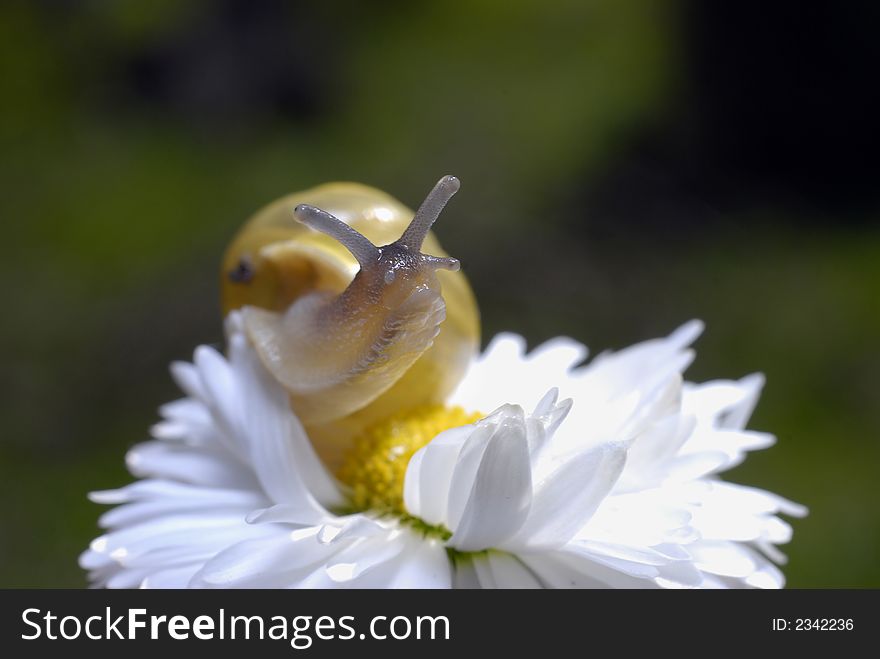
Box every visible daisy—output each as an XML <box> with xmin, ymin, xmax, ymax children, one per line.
<box><xmin>81</xmin><ymin>315</ymin><xmax>805</xmax><ymax>588</ymax></box>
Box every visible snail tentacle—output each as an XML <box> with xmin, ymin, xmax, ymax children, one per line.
<box><xmin>297</xmin><ymin>177</ymin><xmax>462</xmax><ymax>273</ymax></box>
<box><xmin>294</xmin><ymin>203</ymin><xmax>379</xmax><ymax>267</ymax></box>
<box><xmin>397</xmin><ymin>175</ymin><xmax>460</xmax><ymax>250</ymax></box>
<box><xmin>421</xmin><ymin>254</ymin><xmax>461</xmax><ymax>271</ymax></box>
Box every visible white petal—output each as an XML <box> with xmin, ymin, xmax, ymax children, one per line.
<box><xmin>120</xmin><ymin>545</ymin><xmax>220</xmax><ymax>571</ymax></box>
<box><xmin>449</xmin><ymin>334</ymin><xmax>583</xmax><ymax>414</ymax></box>
<box><xmin>126</xmin><ymin>442</ymin><xmax>258</xmax><ymax>491</ymax></box>
<box><xmin>98</xmin><ymin>489</ymin><xmax>264</xmax><ymax>529</ymax></box>
<box><xmin>232</xmin><ymin>332</ymin><xmax>344</xmax><ymax>510</ymax></box>
<box><xmin>519</xmin><ymin>552</ymin><xmax>645</xmax><ymax>588</ymax></box>
<box><xmin>682</xmin><ymin>375</ymin><xmax>764</xmax><ymax>430</ymax></box>
<box><xmin>86</xmin><ymin>512</ymin><xmax>270</xmax><ymax>565</ymax></box>
<box><xmin>451</xmin><ymin>554</ymin><xmax>483</xmax><ymax>589</ymax></box>
<box><xmin>152</xmin><ymin>399</ymin><xmax>214</xmax><ymax>443</ymax></box>
<box><xmin>444</xmin><ymin>423</ymin><xmax>496</xmax><ymax>531</ymax></box>
<box><xmin>479</xmin><ymin>333</ymin><xmax>527</xmax><ymax>364</ymax></box>
<box><xmin>324</xmin><ymin>534</ymin><xmax>408</xmax><ymax>584</ymax></box>
<box><xmin>485</xmin><ymin>552</ymin><xmax>542</xmax><ymax>588</ymax></box>
<box><xmin>106</xmin><ymin>568</ymin><xmax>154</xmax><ymax>589</ymax></box>
<box><xmin>688</xmin><ymin>541</ymin><xmax>758</xmax><ymax>578</ymax></box>
<box><xmin>565</xmin><ymin>539</ymin><xmax>704</xmax><ymax>588</ymax></box>
<box><xmin>527</xmin><ymin>337</ymin><xmax>588</xmax><ymax>373</ymax></box>
<box><xmin>471</xmin><ymin>553</ymin><xmax>497</xmax><ymax>587</ymax></box>
<box><xmin>745</xmin><ymin>560</ymin><xmax>785</xmax><ymax>589</ymax></box>
<box><xmin>532</xmin><ymin>388</ymin><xmax>561</xmax><ymax>418</ymax></box>
<box><xmin>170</xmin><ymin>360</ymin><xmax>208</xmax><ymax>402</ymax></box>
<box><xmin>529</xmin><ymin>389</ymin><xmax>573</xmax><ymax>458</ymax></box>
<box><xmin>403</xmin><ymin>425</ymin><xmax>472</xmax><ymax>525</ymax></box>
<box><xmin>245</xmin><ymin>503</ymin><xmax>329</xmax><ymax>527</ymax></box>
<box><xmin>571</xmin><ymin>539</ymin><xmax>680</xmax><ymax>567</ymax></box>
<box><xmin>509</xmin><ymin>441</ymin><xmax>627</xmax><ymax>550</ymax></box>
<box><xmin>661</xmin><ymin>451</ymin><xmax>731</xmax><ymax>482</ymax></box>
<box><xmin>679</xmin><ymin>427</ymin><xmax>776</xmax><ymax>469</ymax></box>
<box><xmin>190</xmin><ymin>533</ymin><xmax>314</xmax><ymax>588</ymax></box>
<box><xmin>576</xmin><ymin>321</ymin><xmax>701</xmax><ymax>401</ymax></box>
<box><xmin>580</xmin><ymin>491</ymin><xmax>697</xmax><ymax>547</ymax></box>
<box><xmin>615</xmin><ymin>411</ymin><xmax>694</xmax><ymax>490</ymax></box>
<box><xmin>760</xmin><ymin>516</ymin><xmax>793</xmax><ymax>545</ymax></box>
<box><xmin>560</xmin><ymin>542</ymin><xmax>662</xmax><ymax>580</ymax></box>
<box><xmin>91</xmin><ymin>479</ymin><xmax>257</xmax><ymax>505</ymax></box>
<box><xmin>378</xmin><ymin>537</ymin><xmax>451</xmax><ymax>589</ymax></box>
<box><xmin>317</xmin><ymin>515</ymin><xmax>389</xmax><ymax>544</ymax></box>
<box><xmin>448</xmin><ymin>418</ymin><xmax>533</xmax><ymax>552</ymax></box>
<box><xmin>141</xmin><ymin>565</ymin><xmax>202</xmax><ymax>589</ymax></box>
<box><xmin>194</xmin><ymin>344</ymin><xmax>244</xmax><ymax>457</ymax></box>
<box><xmin>450</xmin><ymin>334</ymin><xmax>527</xmax><ymax>409</ymax></box>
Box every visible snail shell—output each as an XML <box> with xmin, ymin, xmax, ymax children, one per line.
<box><xmin>221</xmin><ymin>176</ymin><xmax>480</xmax><ymax>468</ymax></box>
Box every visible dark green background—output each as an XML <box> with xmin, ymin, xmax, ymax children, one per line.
<box><xmin>1</xmin><ymin>0</ymin><xmax>877</xmax><ymax>587</ymax></box>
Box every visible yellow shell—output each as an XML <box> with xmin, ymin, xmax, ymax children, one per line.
<box><xmin>221</xmin><ymin>180</ymin><xmax>480</xmax><ymax>468</ymax></box>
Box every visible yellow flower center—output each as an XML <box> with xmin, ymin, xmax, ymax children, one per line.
<box><xmin>337</xmin><ymin>405</ymin><xmax>482</xmax><ymax>515</ymax></box>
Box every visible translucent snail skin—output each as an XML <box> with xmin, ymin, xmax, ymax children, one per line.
<box><xmin>221</xmin><ymin>175</ymin><xmax>480</xmax><ymax>468</ymax></box>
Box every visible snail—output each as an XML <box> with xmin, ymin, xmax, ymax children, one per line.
<box><xmin>221</xmin><ymin>175</ymin><xmax>480</xmax><ymax>468</ymax></box>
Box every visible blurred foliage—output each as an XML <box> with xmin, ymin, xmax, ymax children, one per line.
<box><xmin>0</xmin><ymin>0</ymin><xmax>877</xmax><ymax>587</ymax></box>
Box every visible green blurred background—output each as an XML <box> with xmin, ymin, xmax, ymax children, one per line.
<box><xmin>1</xmin><ymin>0</ymin><xmax>878</xmax><ymax>587</ymax></box>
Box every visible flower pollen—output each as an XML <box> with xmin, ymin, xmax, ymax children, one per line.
<box><xmin>337</xmin><ymin>405</ymin><xmax>482</xmax><ymax>515</ymax></box>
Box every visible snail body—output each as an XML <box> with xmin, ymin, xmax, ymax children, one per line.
<box><xmin>221</xmin><ymin>176</ymin><xmax>480</xmax><ymax>467</ymax></box>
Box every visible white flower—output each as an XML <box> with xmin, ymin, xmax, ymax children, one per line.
<box><xmin>81</xmin><ymin>316</ymin><xmax>805</xmax><ymax>588</ymax></box>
